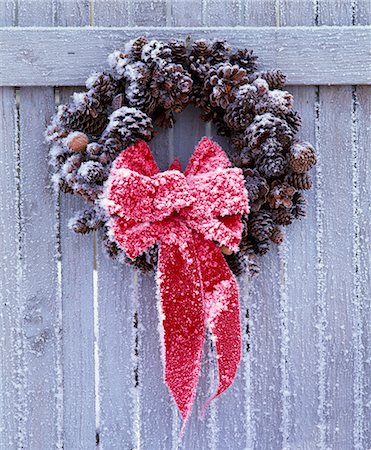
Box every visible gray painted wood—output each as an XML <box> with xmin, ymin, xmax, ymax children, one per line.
<box><xmin>94</xmin><ymin>4</ymin><xmax>140</xmax><ymax>450</ymax></box>
<box><xmin>55</xmin><ymin>4</ymin><xmax>96</xmax><ymax>448</ymax></box>
<box><xmin>18</xmin><ymin>86</ymin><xmax>62</xmax><ymax>449</ymax></box>
<box><xmin>0</xmin><ymin>26</ymin><xmax>370</xmax><ymax>86</ymax></box>
<box><xmin>0</xmin><ymin>87</ymin><xmax>21</xmax><ymax>449</ymax></box>
<box><xmin>357</xmin><ymin>85</ymin><xmax>371</xmax><ymax>450</ymax></box>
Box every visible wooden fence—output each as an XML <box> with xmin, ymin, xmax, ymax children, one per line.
<box><xmin>0</xmin><ymin>1</ymin><xmax>370</xmax><ymax>449</ymax></box>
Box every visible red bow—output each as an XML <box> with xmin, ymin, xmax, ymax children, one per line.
<box><xmin>102</xmin><ymin>137</ymin><xmax>249</xmax><ymax>430</ymax></box>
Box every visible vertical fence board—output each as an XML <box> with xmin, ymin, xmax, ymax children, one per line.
<box><xmin>17</xmin><ymin>6</ymin><xmax>62</xmax><ymax>449</ymax></box>
<box><xmin>279</xmin><ymin>2</ymin><xmax>318</xmax><ymax>449</ymax></box>
<box><xmin>318</xmin><ymin>86</ymin><xmax>354</xmax><ymax>449</ymax></box>
<box><xmin>0</xmin><ymin>87</ymin><xmax>20</xmax><ymax>450</ymax></box>
<box><xmin>93</xmin><ymin>4</ymin><xmax>139</xmax><ymax>450</ymax></box>
<box><xmin>130</xmin><ymin>0</ymin><xmax>168</xmax><ymax>27</ymax></box>
<box><xmin>19</xmin><ymin>86</ymin><xmax>62</xmax><ymax>449</ymax></box>
<box><xmin>244</xmin><ymin>2</ymin><xmax>283</xmax><ymax>450</ymax></box>
<box><xmin>355</xmin><ymin>85</ymin><xmax>370</xmax><ymax>449</ymax></box>
<box><xmin>55</xmin><ymin>3</ymin><xmax>97</xmax><ymax>448</ymax></box>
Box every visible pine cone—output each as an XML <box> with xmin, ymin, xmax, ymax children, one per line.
<box><xmin>69</xmin><ymin>206</ymin><xmax>104</xmax><ymax>234</ymax></box>
<box><xmin>78</xmin><ymin>161</ymin><xmax>106</xmax><ymax>184</ymax></box>
<box><xmin>272</xmin><ymin>206</ymin><xmax>294</xmax><ymax>225</ymax></box>
<box><xmin>141</xmin><ymin>40</ymin><xmax>172</xmax><ymax>64</ymax></box>
<box><xmin>150</xmin><ymin>63</ymin><xmax>193</xmax><ymax>112</ymax></box>
<box><xmin>270</xmin><ymin>226</ymin><xmax>284</xmax><ymax>245</ymax></box>
<box><xmin>224</xmin><ymin>84</ymin><xmax>257</xmax><ymax>130</ymax></box>
<box><xmin>100</xmin><ymin>107</ymin><xmax>154</xmax><ymax>148</ymax></box>
<box><xmin>86</xmin><ymin>72</ymin><xmax>118</xmax><ymax>105</ymax></box>
<box><xmin>224</xmin><ymin>252</ymin><xmax>248</xmax><ymax>276</ymax></box>
<box><xmin>245</xmin><ymin>113</ymin><xmax>294</xmax><ymax>151</ymax></box>
<box><xmin>190</xmin><ymin>39</ymin><xmax>211</xmax><ymax>63</ymax></box>
<box><xmin>281</xmin><ymin>110</ymin><xmax>302</xmax><ymax>133</ymax></box>
<box><xmin>102</xmin><ymin>228</ymin><xmax>122</xmax><ymax>259</ymax></box>
<box><xmin>248</xmin><ymin>210</ymin><xmax>274</xmax><ymax>241</ymax></box>
<box><xmin>268</xmin><ymin>181</ymin><xmax>296</xmax><ymax>209</ymax></box>
<box><xmin>259</xmin><ymin>69</ymin><xmax>286</xmax><ymax>90</ymax></box>
<box><xmin>124</xmin><ymin>62</ymin><xmax>156</xmax><ymax>113</ymax></box>
<box><xmin>256</xmin><ymin>90</ymin><xmax>293</xmax><ymax>115</ymax></box>
<box><xmin>230</xmin><ymin>48</ymin><xmax>258</xmax><ymax>73</ymax></box>
<box><xmin>128</xmin><ymin>36</ymin><xmax>148</xmax><ymax>60</ymax></box>
<box><xmin>288</xmin><ymin>141</ymin><xmax>316</xmax><ymax>173</ymax></box>
<box><xmin>61</xmin><ymin>92</ymin><xmax>108</xmax><ymax>136</ymax></box>
<box><xmin>207</xmin><ymin>64</ymin><xmax>249</xmax><ymax>109</ymax></box>
<box><xmin>243</xmin><ymin>168</ymin><xmax>269</xmax><ymax>212</ymax></box>
<box><xmin>209</xmin><ymin>39</ymin><xmax>231</xmax><ymax>63</ymax></box>
<box><xmin>168</xmin><ymin>39</ymin><xmax>188</xmax><ymax>66</ymax></box>
<box><xmin>230</xmin><ymin>132</ymin><xmax>246</xmax><ymax>151</ymax></box>
<box><xmin>291</xmin><ymin>192</ymin><xmax>307</xmax><ymax>219</ymax></box>
<box><xmin>255</xmin><ymin>138</ymin><xmax>287</xmax><ymax>178</ymax></box>
<box><xmin>287</xmin><ymin>172</ymin><xmax>312</xmax><ymax>190</ymax></box>
<box><xmin>108</xmin><ymin>50</ymin><xmax>130</xmax><ymax>79</ymax></box>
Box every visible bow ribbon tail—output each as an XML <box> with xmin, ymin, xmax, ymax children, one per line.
<box><xmin>193</xmin><ymin>234</ymin><xmax>242</xmax><ymax>412</ymax></box>
<box><xmin>157</xmin><ymin>234</ymin><xmax>206</xmax><ymax>434</ymax></box>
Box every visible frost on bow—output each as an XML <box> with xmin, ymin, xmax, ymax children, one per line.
<box><xmin>101</xmin><ymin>137</ymin><xmax>247</xmax><ymax>429</ymax></box>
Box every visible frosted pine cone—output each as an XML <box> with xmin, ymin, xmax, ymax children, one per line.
<box><xmin>150</xmin><ymin>63</ymin><xmax>193</xmax><ymax>112</ymax></box>
<box><xmin>243</xmin><ymin>168</ymin><xmax>269</xmax><ymax>212</ymax></box>
<box><xmin>249</xmin><ymin>210</ymin><xmax>274</xmax><ymax>241</ymax></box>
<box><xmin>141</xmin><ymin>40</ymin><xmax>172</xmax><ymax>64</ymax></box>
<box><xmin>255</xmin><ymin>138</ymin><xmax>287</xmax><ymax>178</ymax></box>
<box><xmin>209</xmin><ymin>40</ymin><xmax>231</xmax><ymax>63</ymax></box>
<box><xmin>281</xmin><ymin>110</ymin><xmax>302</xmax><ymax>132</ymax></box>
<box><xmin>230</xmin><ymin>48</ymin><xmax>258</xmax><ymax>73</ymax></box>
<box><xmin>86</xmin><ymin>72</ymin><xmax>118</xmax><ymax>105</ymax></box>
<box><xmin>259</xmin><ymin>69</ymin><xmax>286</xmax><ymax>90</ymax></box>
<box><xmin>268</xmin><ymin>181</ymin><xmax>296</xmax><ymax>209</ymax></box>
<box><xmin>207</xmin><ymin>64</ymin><xmax>249</xmax><ymax>109</ymax></box>
<box><xmin>128</xmin><ymin>36</ymin><xmax>149</xmax><ymax>60</ymax></box>
<box><xmin>287</xmin><ymin>172</ymin><xmax>312</xmax><ymax>190</ymax></box>
<box><xmin>272</xmin><ymin>206</ymin><xmax>294</xmax><ymax>225</ymax></box>
<box><xmin>101</xmin><ymin>107</ymin><xmax>154</xmax><ymax>146</ymax></box>
<box><xmin>224</xmin><ymin>252</ymin><xmax>249</xmax><ymax>276</ymax></box>
<box><xmin>61</xmin><ymin>92</ymin><xmax>108</xmax><ymax>136</ymax></box>
<box><xmin>245</xmin><ymin>113</ymin><xmax>294</xmax><ymax>151</ymax></box>
<box><xmin>78</xmin><ymin>161</ymin><xmax>106</xmax><ymax>184</ymax></box>
<box><xmin>270</xmin><ymin>226</ymin><xmax>284</xmax><ymax>244</ymax></box>
<box><xmin>69</xmin><ymin>206</ymin><xmax>105</xmax><ymax>234</ymax></box>
<box><xmin>256</xmin><ymin>90</ymin><xmax>293</xmax><ymax>115</ymax></box>
<box><xmin>224</xmin><ymin>84</ymin><xmax>257</xmax><ymax>130</ymax></box>
<box><xmin>288</xmin><ymin>141</ymin><xmax>316</xmax><ymax>173</ymax></box>
<box><xmin>230</xmin><ymin>132</ymin><xmax>246</xmax><ymax>151</ymax></box>
<box><xmin>108</xmin><ymin>50</ymin><xmax>130</xmax><ymax>79</ymax></box>
<box><xmin>190</xmin><ymin>39</ymin><xmax>211</xmax><ymax>63</ymax></box>
<box><xmin>168</xmin><ymin>39</ymin><xmax>188</xmax><ymax>66</ymax></box>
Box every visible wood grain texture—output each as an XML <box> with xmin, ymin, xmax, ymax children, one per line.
<box><xmin>55</xmin><ymin>4</ymin><xmax>96</xmax><ymax>448</ymax></box>
<box><xmin>279</xmin><ymin>2</ymin><xmax>319</xmax><ymax>448</ymax></box>
<box><xmin>18</xmin><ymin>86</ymin><xmax>62</xmax><ymax>450</ymax></box>
<box><xmin>0</xmin><ymin>26</ymin><xmax>370</xmax><ymax>86</ymax></box>
<box><xmin>0</xmin><ymin>87</ymin><xmax>22</xmax><ymax>450</ymax></box>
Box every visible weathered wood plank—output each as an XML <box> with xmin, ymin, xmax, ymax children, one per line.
<box><xmin>92</xmin><ymin>4</ymin><xmax>139</xmax><ymax>449</ymax></box>
<box><xmin>59</xmin><ymin>86</ymin><xmax>96</xmax><ymax>450</ymax></box>
<box><xmin>55</xmin><ymin>3</ymin><xmax>96</xmax><ymax>448</ymax></box>
<box><xmin>244</xmin><ymin>4</ymin><xmax>284</xmax><ymax>450</ymax></box>
<box><xmin>317</xmin><ymin>86</ymin><xmax>354</xmax><ymax>450</ymax></box>
<box><xmin>169</xmin><ymin>0</ymin><xmax>203</xmax><ymax>27</ymax></box>
<box><xmin>203</xmin><ymin>0</ymin><xmax>243</xmax><ymax>26</ymax></box>
<box><xmin>18</xmin><ymin>86</ymin><xmax>62</xmax><ymax>449</ymax></box>
<box><xmin>356</xmin><ymin>85</ymin><xmax>371</xmax><ymax>450</ymax></box>
<box><xmin>0</xmin><ymin>26</ymin><xmax>370</xmax><ymax>86</ymax></box>
<box><xmin>0</xmin><ymin>87</ymin><xmax>22</xmax><ymax>450</ymax></box>
<box><xmin>279</xmin><ymin>2</ymin><xmax>318</xmax><ymax>448</ymax></box>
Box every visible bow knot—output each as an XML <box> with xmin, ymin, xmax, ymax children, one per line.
<box><xmin>102</xmin><ymin>137</ymin><xmax>249</xmax><ymax>432</ymax></box>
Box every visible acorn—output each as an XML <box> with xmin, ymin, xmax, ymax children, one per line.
<box><xmin>220</xmin><ymin>245</ymin><xmax>233</xmax><ymax>255</ymax></box>
<box><xmin>66</xmin><ymin>131</ymin><xmax>89</xmax><ymax>152</ymax></box>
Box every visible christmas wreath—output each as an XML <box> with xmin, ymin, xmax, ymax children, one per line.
<box><xmin>46</xmin><ymin>36</ymin><xmax>316</xmax><ymax>428</ymax></box>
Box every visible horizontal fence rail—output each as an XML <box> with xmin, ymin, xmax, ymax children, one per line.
<box><xmin>0</xmin><ymin>26</ymin><xmax>370</xmax><ymax>86</ymax></box>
